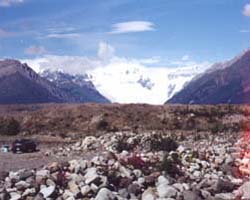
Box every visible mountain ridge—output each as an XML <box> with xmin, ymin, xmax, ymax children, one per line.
<box><xmin>0</xmin><ymin>59</ymin><xmax>110</xmax><ymax>104</ymax></box>
<box><xmin>167</xmin><ymin>49</ymin><xmax>250</xmax><ymax>104</ymax></box>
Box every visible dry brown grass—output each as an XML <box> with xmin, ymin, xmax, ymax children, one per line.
<box><xmin>0</xmin><ymin>103</ymin><xmax>247</xmax><ymax>138</ymax></box>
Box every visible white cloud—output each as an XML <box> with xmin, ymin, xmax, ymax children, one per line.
<box><xmin>240</xmin><ymin>29</ymin><xmax>250</xmax><ymax>33</ymax></box>
<box><xmin>25</xmin><ymin>46</ymin><xmax>48</xmax><ymax>55</ymax></box>
<box><xmin>0</xmin><ymin>0</ymin><xmax>24</xmax><ymax>7</ymax></box>
<box><xmin>109</xmin><ymin>21</ymin><xmax>155</xmax><ymax>34</ymax></box>
<box><xmin>98</xmin><ymin>42</ymin><xmax>115</xmax><ymax>60</ymax></box>
<box><xmin>181</xmin><ymin>55</ymin><xmax>190</xmax><ymax>61</ymax></box>
<box><xmin>22</xmin><ymin>55</ymin><xmax>102</xmax><ymax>74</ymax></box>
<box><xmin>46</xmin><ymin>33</ymin><xmax>81</xmax><ymax>39</ymax></box>
<box><xmin>243</xmin><ymin>4</ymin><xmax>250</xmax><ymax>17</ymax></box>
<box><xmin>138</xmin><ymin>56</ymin><xmax>161</xmax><ymax>65</ymax></box>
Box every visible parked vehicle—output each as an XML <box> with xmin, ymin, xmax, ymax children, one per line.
<box><xmin>12</xmin><ymin>139</ymin><xmax>37</xmax><ymax>153</ymax></box>
<box><xmin>1</xmin><ymin>145</ymin><xmax>10</xmax><ymax>152</ymax></box>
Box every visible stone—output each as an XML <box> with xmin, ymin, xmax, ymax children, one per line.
<box><xmin>33</xmin><ymin>193</ymin><xmax>45</xmax><ymax>200</ymax></box>
<box><xmin>200</xmin><ymin>189</ymin><xmax>212</xmax><ymax>199</ymax></box>
<box><xmin>47</xmin><ymin>162</ymin><xmax>60</xmax><ymax>173</ymax></box>
<box><xmin>68</xmin><ymin>173</ymin><xmax>84</xmax><ymax>185</ymax></box>
<box><xmin>68</xmin><ymin>160</ymin><xmax>81</xmax><ymax>173</ymax></box>
<box><xmin>127</xmin><ymin>183</ymin><xmax>141</xmax><ymax>196</ymax></box>
<box><xmin>81</xmin><ymin>136</ymin><xmax>98</xmax><ymax>150</ymax></box>
<box><xmin>142</xmin><ymin>187</ymin><xmax>156</xmax><ymax>200</ymax></box>
<box><xmin>118</xmin><ymin>188</ymin><xmax>129</xmax><ymax>199</ymax></box>
<box><xmin>173</xmin><ymin>183</ymin><xmax>184</xmax><ymax>193</ymax></box>
<box><xmin>119</xmin><ymin>165</ymin><xmax>132</xmax><ymax>178</ymax></box>
<box><xmin>68</xmin><ymin>181</ymin><xmax>80</xmax><ymax>197</ymax></box>
<box><xmin>8</xmin><ymin>172</ymin><xmax>19</xmax><ymax>181</ymax></box>
<box><xmin>95</xmin><ymin>188</ymin><xmax>115</xmax><ymax>200</ymax></box>
<box><xmin>39</xmin><ymin>185</ymin><xmax>55</xmax><ymax>198</ymax></box>
<box><xmin>193</xmin><ymin>170</ymin><xmax>201</xmax><ymax>178</ymax></box>
<box><xmin>46</xmin><ymin>178</ymin><xmax>56</xmax><ymax>187</ymax></box>
<box><xmin>22</xmin><ymin>188</ymin><xmax>36</xmax><ymax>197</ymax></box>
<box><xmin>214</xmin><ymin>179</ymin><xmax>235</xmax><ymax>193</ymax></box>
<box><xmin>84</xmin><ymin>168</ymin><xmax>99</xmax><ymax>185</ymax></box>
<box><xmin>157</xmin><ymin>176</ymin><xmax>170</xmax><ymax>185</ymax></box>
<box><xmin>157</xmin><ymin>185</ymin><xmax>177</xmax><ymax>198</ymax></box>
<box><xmin>0</xmin><ymin>190</ymin><xmax>10</xmax><ymax>200</ymax></box>
<box><xmin>62</xmin><ymin>190</ymin><xmax>74</xmax><ymax>199</ymax></box>
<box><xmin>15</xmin><ymin>181</ymin><xmax>30</xmax><ymax>190</ymax></box>
<box><xmin>80</xmin><ymin>185</ymin><xmax>91</xmax><ymax>197</ymax></box>
<box><xmin>133</xmin><ymin>169</ymin><xmax>142</xmax><ymax>178</ymax></box>
<box><xmin>214</xmin><ymin>193</ymin><xmax>235</xmax><ymax>200</ymax></box>
<box><xmin>19</xmin><ymin>170</ymin><xmax>34</xmax><ymax>180</ymax></box>
<box><xmin>36</xmin><ymin>170</ymin><xmax>50</xmax><ymax>178</ymax></box>
<box><xmin>177</xmin><ymin>145</ymin><xmax>186</xmax><ymax>154</ymax></box>
<box><xmin>183</xmin><ymin>190</ymin><xmax>202</xmax><ymax>200</ymax></box>
<box><xmin>9</xmin><ymin>192</ymin><xmax>21</xmax><ymax>200</ymax></box>
<box><xmin>236</xmin><ymin>181</ymin><xmax>250</xmax><ymax>200</ymax></box>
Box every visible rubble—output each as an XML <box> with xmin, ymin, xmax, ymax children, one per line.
<box><xmin>0</xmin><ymin>131</ymin><xmax>249</xmax><ymax>199</ymax></box>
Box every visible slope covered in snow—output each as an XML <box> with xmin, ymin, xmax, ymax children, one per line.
<box><xmin>22</xmin><ymin>43</ymin><xmax>210</xmax><ymax>105</ymax></box>
<box><xmin>87</xmin><ymin>59</ymin><xmax>207</xmax><ymax>104</ymax></box>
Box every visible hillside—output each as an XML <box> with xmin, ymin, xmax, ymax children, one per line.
<box><xmin>168</xmin><ymin>50</ymin><xmax>250</xmax><ymax>104</ymax></box>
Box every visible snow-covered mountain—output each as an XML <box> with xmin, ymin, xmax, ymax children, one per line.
<box><xmin>40</xmin><ymin>70</ymin><xmax>110</xmax><ymax>103</ymax></box>
<box><xmin>24</xmin><ymin>56</ymin><xmax>210</xmax><ymax>105</ymax></box>
<box><xmin>86</xmin><ymin>62</ymin><xmax>208</xmax><ymax>104</ymax></box>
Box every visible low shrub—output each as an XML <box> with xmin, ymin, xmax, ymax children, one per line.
<box><xmin>96</xmin><ymin>119</ymin><xmax>109</xmax><ymax>131</ymax></box>
<box><xmin>150</xmin><ymin>135</ymin><xmax>178</xmax><ymax>152</ymax></box>
<box><xmin>115</xmin><ymin>138</ymin><xmax>138</xmax><ymax>153</ymax></box>
<box><xmin>161</xmin><ymin>153</ymin><xmax>183</xmax><ymax>178</ymax></box>
<box><xmin>0</xmin><ymin>117</ymin><xmax>20</xmax><ymax>136</ymax></box>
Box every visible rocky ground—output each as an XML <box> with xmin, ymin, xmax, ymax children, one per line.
<box><xmin>0</xmin><ymin>131</ymin><xmax>250</xmax><ymax>200</ymax></box>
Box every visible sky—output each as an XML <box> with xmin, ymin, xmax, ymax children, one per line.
<box><xmin>0</xmin><ymin>0</ymin><xmax>250</xmax><ymax>67</ymax></box>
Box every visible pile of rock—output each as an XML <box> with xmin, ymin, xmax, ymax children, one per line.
<box><xmin>1</xmin><ymin>131</ymin><xmax>250</xmax><ymax>199</ymax></box>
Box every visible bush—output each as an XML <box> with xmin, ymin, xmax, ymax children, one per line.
<box><xmin>0</xmin><ymin>117</ymin><xmax>20</xmax><ymax>136</ymax></box>
<box><xmin>96</xmin><ymin>119</ymin><xmax>109</xmax><ymax>131</ymax></box>
<box><xmin>115</xmin><ymin>138</ymin><xmax>138</xmax><ymax>153</ymax></box>
<box><xmin>150</xmin><ymin>135</ymin><xmax>178</xmax><ymax>152</ymax></box>
<box><xmin>161</xmin><ymin>153</ymin><xmax>182</xmax><ymax>178</ymax></box>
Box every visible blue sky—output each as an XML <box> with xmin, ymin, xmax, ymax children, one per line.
<box><xmin>0</xmin><ymin>0</ymin><xmax>250</xmax><ymax>64</ymax></box>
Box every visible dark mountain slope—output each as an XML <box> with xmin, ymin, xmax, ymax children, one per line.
<box><xmin>168</xmin><ymin>49</ymin><xmax>250</xmax><ymax>104</ymax></box>
<box><xmin>40</xmin><ymin>70</ymin><xmax>110</xmax><ymax>103</ymax></box>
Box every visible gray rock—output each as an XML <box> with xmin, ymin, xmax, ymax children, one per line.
<box><xmin>18</xmin><ymin>170</ymin><xmax>34</xmax><ymax>180</ymax></box>
<box><xmin>95</xmin><ymin>188</ymin><xmax>115</xmax><ymax>200</ymax></box>
<box><xmin>9</xmin><ymin>192</ymin><xmax>21</xmax><ymax>200</ymax></box>
<box><xmin>157</xmin><ymin>185</ymin><xmax>177</xmax><ymax>198</ymax></box>
<box><xmin>214</xmin><ymin>179</ymin><xmax>235</xmax><ymax>193</ymax></box>
<box><xmin>118</xmin><ymin>188</ymin><xmax>129</xmax><ymax>199</ymax></box>
<box><xmin>36</xmin><ymin>170</ymin><xmax>50</xmax><ymax>178</ymax></box>
<box><xmin>39</xmin><ymin>186</ymin><xmax>55</xmax><ymax>198</ymax></box>
<box><xmin>22</xmin><ymin>188</ymin><xmax>36</xmax><ymax>197</ymax></box>
<box><xmin>183</xmin><ymin>190</ymin><xmax>202</xmax><ymax>200</ymax></box>
<box><xmin>133</xmin><ymin>169</ymin><xmax>142</xmax><ymax>178</ymax></box>
<box><xmin>34</xmin><ymin>193</ymin><xmax>45</xmax><ymax>200</ymax></box>
<box><xmin>80</xmin><ymin>185</ymin><xmax>91</xmax><ymax>197</ymax></box>
<box><xmin>15</xmin><ymin>181</ymin><xmax>30</xmax><ymax>191</ymax></box>
<box><xmin>68</xmin><ymin>181</ymin><xmax>80</xmax><ymax>197</ymax></box>
<box><xmin>236</xmin><ymin>181</ymin><xmax>250</xmax><ymax>200</ymax></box>
<box><xmin>214</xmin><ymin>193</ymin><xmax>235</xmax><ymax>200</ymax></box>
<box><xmin>127</xmin><ymin>183</ymin><xmax>141</xmax><ymax>196</ymax></box>
<box><xmin>84</xmin><ymin>168</ymin><xmax>99</xmax><ymax>185</ymax></box>
<box><xmin>0</xmin><ymin>190</ymin><xmax>10</xmax><ymax>200</ymax></box>
<box><xmin>142</xmin><ymin>187</ymin><xmax>156</xmax><ymax>200</ymax></box>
